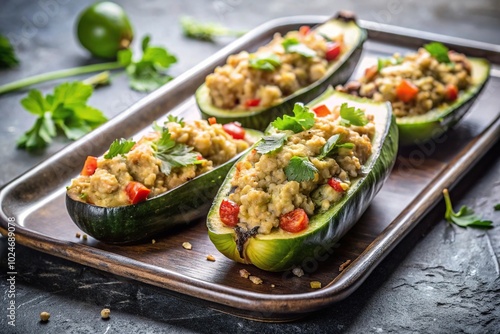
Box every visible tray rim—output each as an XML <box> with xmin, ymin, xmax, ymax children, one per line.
<box><xmin>1</xmin><ymin>15</ymin><xmax>500</xmax><ymax>319</ymax></box>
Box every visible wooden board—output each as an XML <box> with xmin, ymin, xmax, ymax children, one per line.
<box><xmin>1</xmin><ymin>16</ymin><xmax>499</xmax><ymax>321</ymax></box>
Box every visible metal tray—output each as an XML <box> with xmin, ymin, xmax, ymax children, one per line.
<box><xmin>1</xmin><ymin>16</ymin><xmax>499</xmax><ymax>321</ymax></box>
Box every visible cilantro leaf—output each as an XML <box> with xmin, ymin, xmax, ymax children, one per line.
<box><xmin>443</xmin><ymin>189</ymin><xmax>493</xmax><ymax>229</ymax></box>
<box><xmin>494</xmin><ymin>204</ymin><xmax>500</xmax><ymax>211</ymax></box>
<box><xmin>166</xmin><ymin>114</ymin><xmax>185</xmax><ymax>126</ymax></box>
<box><xmin>256</xmin><ymin>133</ymin><xmax>288</xmax><ymax>154</ymax></box>
<box><xmin>17</xmin><ymin>82</ymin><xmax>107</xmax><ymax>151</ymax></box>
<box><xmin>285</xmin><ymin>156</ymin><xmax>318</xmax><ymax>182</ymax></box>
<box><xmin>424</xmin><ymin>42</ymin><xmax>451</xmax><ymax>63</ymax></box>
<box><xmin>282</xmin><ymin>38</ymin><xmax>316</xmax><ymax>58</ymax></box>
<box><xmin>249</xmin><ymin>54</ymin><xmax>281</xmax><ymax>71</ymax></box>
<box><xmin>317</xmin><ymin>134</ymin><xmax>354</xmax><ymax>159</ymax></box>
<box><xmin>0</xmin><ymin>34</ymin><xmax>19</xmax><ymax>68</ymax></box>
<box><xmin>153</xmin><ymin>128</ymin><xmax>201</xmax><ymax>175</ymax></box>
<box><xmin>104</xmin><ymin>138</ymin><xmax>136</xmax><ymax>159</ymax></box>
<box><xmin>180</xmin><ymin>16</ymin><xmax>246</xmax><ymax>42</ymax></box>
<box><xmin>272</xmin><ymin>103</ymin><xmax>315</xmax><ymax>133</ymax></box>
<box><xmin>339</xmin><ymin>103</ymin><xmax>369</xmax><ymax>127</ymax></box>
<box><xmin>118</xmin><ymin>35</ymin><xmax>177</xmax><ymax>92</ymax></box>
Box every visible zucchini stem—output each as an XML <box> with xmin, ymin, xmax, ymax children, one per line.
<box><xmin>442</xmin><ymin>188</ymin><xmax>453</xmax><ymax>222</ymax></box>
<box><xmin>0</xmin><ymin>62</ymin><xmax>123</xmax><ymax>95</ymax></box>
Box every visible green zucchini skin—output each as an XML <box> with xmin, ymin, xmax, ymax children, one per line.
<box><xmin>397</xmin><ymin>58</ymin><xmax>490</xmax><ymax>146</ymax></box>
<box><xmin>195</xmin><ymin>16</ymin><xmax>367</xmax><ymax>131</ymax></box>
<box><xmin>206</xmin><ymin>89</ymin><xmax>399</xmax><ymax>272</ymax></box>
<box><xmin>66</xmin><ymin>129</ymin><xmax>263</xmax><ymax>244</ymax></box>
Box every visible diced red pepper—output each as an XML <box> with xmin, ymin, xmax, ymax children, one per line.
<box><xmin>208</xmin><ymin>117</ymin><xmax>217</xmax><ymax>125</ymax></box>
<box><xmin>328</xmin><ymin>177</ymin><xmax>345</xmax><ymax>192</ymax></box>
<box><xmin>197</xmin><ymin>154</ymin><xmax>204</xmax><ymax>161</ymax></box>
<box><xmin>244</xmin><ymin>99</ymin><xmax>261</xmax><ymax>108</ymax></box>
<box><xmin>222</xmin><ymin>122</ymin><xmax>246</xmax><ymax>140</ymax></box>
<box><xmin>364</xmin><ymin>65</ymin><xmax>378</xmax><ymax>81</ymax></box>
<box><xmin>312</xmin><ymin>104</ymin><xmax>331</xmax><ymax>117</ymax></box>
<box><xmin>219</xmin><ymin>199</ymin><xmax>240</xmax><ymax>227</ymax></box>
<box><xmin>279</xmin><ymin>208</ymin><xmax>309</xmax><ymax>233</ymax></box>
<box><xmin>396</xmin><ymin>79</ymin><xmax>419</xmax><ymax>103</ymax></box>
<box><xmin>125</xmin><ymin>181</ymin><xmax>151</xmax><ymax>205</ymax></box>
<box><xmin>445</xmin><ymin>84</ymin><xmax>458</xmax><ymax>101</ymax></box>
<box><xmin>299</xmin><ymin>25</ymin><xmax>311</xmax><ymax>35</ymax></box>
<box><xmin>325</xmin><ymin>42</ymin><xmax>341</xmax><ymax>61</ymax></box>
<box><xmin>81</xmin><ymin>156</ymin><xmax>98</xmax><ymax>176</ymax></box>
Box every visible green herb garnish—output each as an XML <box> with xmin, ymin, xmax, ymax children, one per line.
<box><xmin>17</xmin><ymin>82</ymin><xmax>107</xmax><ymax>150</ymax></box>
<box><xmin>272</xmin><ymin>103</ymin><xmax>315</xmax><ymax>133</ymax></box>
<box><xmin>0</xmin><ymin>34</ymin><xmax>19</xmax><ymax>69</ymax></box>
<box><xmin>339</xmin><ymin>103</ymin><xmax>369</xmax><ymax>127</ymax></box>
<box><xmin>249</xmin><ymin>54</ymin><xmax>281</xmax><ymax>71</ymax></box>
<box><xmin>317</xmin><ymin>134</ymin><xmax>354</xmax><ymax>159</ymax></box>
<box><xmin>153</xmin><ymin>127</ymin><xmax>201</xmax><ymax>175</ymax></box>
<box><xmin>443</xmin><ymin>189</ymin><xmax>493</xmax><ymax>228</ymax></box>
<box><xmin>118</xmin><ymin>35</ymin><xmax>177</xmax><ymax>92</ymax></box>
<box><xmin>282</xmin><ymin>38</ymin><xmax>316</xmax><ymax>58</ymax></box>
<box><xmin>104</xmin><ymin>138</ymin><xmax>136</xmax><ymax>159</ymax></box>
<box><xmin>166</xmin><ymin>114</ymin><xmax>185</xmax><ymax>127</ymax></box>
<box><xmin>285</xmin><ymin>156</ymin><xmax>318</xmax><ymax>182</ymax></box>
<box><xmin>255</xmin><ymin>133</ymin><xmax>288</xmax><ymax>155</ymax></box>
<box><xmin>377</xmin><ymin>56</ymin><xmax>403</xmax><ymax>71</ymax></box>
<box><xmin>424</xmin><ymin>42</ymin><xmax>451</xmax><ymax>64</ymax></box>
<box><xmin>180</xmin><ymin>16</ymin><xmax>246</xmax><ymax>42</ymax></box>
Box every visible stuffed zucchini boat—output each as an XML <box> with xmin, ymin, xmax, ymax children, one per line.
<box><xmin>336</xmin><ymin>42</ymin><xmax>490</xmax><ymax>145</ymax></box>
<box><xmin>206</xmin><ymin>88</ymin><xmax>398</xmax><ymax>272</ymax></box>
<box><xmin>195</xmin><ymin>11</ymin><xmax>367</xmax><ymax>131</ymax></box>
<box><xmin>66</xmin><ymin>117</ymin><xmax>262</xmax><ymax>244</ymax></box>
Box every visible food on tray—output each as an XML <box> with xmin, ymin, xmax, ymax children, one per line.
<box><xmin>196</xmin><ymin>11</ymin><xmax>367</xmax><ymax>131</ymax></box>
<box><xmin>66</xmin><ymin>117</ymin><xmax>262</xmax><ymax>244</ymax></box>
<box><xmin>336</xmin><ymin>42</ymin><xmax>490</xmax><ymax>145</ymax></box>
<box><xmin>206</xmin><ymin>87</ymin><xmax>398</xmax><ymax>271</ymax></box>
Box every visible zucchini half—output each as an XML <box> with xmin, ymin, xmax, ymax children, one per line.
<box><xmin>397</xmin><ymin>58</ymin><xmax>490</xmax><ymax>145</ymax></box>
<box><xmin>206</xmin><ymin>88</ymin><xmax>399</xmax><ymax>272</ymax></box>
<box><xmin>66</xmin><ymin>129</ymin><xmax>263</xmax><ymax>244</ymax></box>
<box><xmin>195</xmin><ymin>13</ymin><xmax>367</xmax><ymax>131</ymax></box>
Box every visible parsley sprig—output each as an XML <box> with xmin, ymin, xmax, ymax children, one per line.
<box><xmin>0</xmin><ymin>34</ymin><xmax>19</xmax><ymax>69</ymax></box>
<box><xmin>339</xmin><ymin>103</ymin><xmax>369</xmax><ymax>127</ymax></box>
<box><xmin>249</xmin><ymin>54</ymin><xmax>281</xmax><ymax>71</ymax></box>
<box><xmin>424</xmin><ymin>42</ymin><xmax>451</xmax><ymax>64</ymax></box>
<box><xmin>166</xmin><ymin>115</ymin><xmax>185</xmax><ymax>127</ymax></box>
<box><xmin>17</xmin><ymin>82</ymin><xmax>107</xmax><ymax>150</ymax></box>
<box><xmin>282</xmin><ymin>38</ymin><xmax>316</xmax><ymax>58</ymax></box>
<box><xmin>285</xmin><ymin>156</ymin><xmax>318</xmax><ymax>182</ymax></box>
<box><xmin>443</xmin><ymin>189</ymin><xmax>493</xmax><ymax>228</ymax></box>
<box><xmin>255</xmin><ymin>133</ymin><xmax>288</xmax><ymax>155</ymax></box>
<box><xmin>104</xmin><ymin>138</ymin><xmax>136</xmax><ymax>159</ymax></box>
<box><xmin>153</xmin><ymin>126</ymin><xmax>201</xmax><ymax>175</ymax></box>
<box><xmin>118</xmin><ymin>35</ymin><xmax>177</xmax><ymax>92</ymax></box>
<box><xmin>317</xmin><ymin>134</ymin><xmax>354</xmax><ymax>159</ymax></box>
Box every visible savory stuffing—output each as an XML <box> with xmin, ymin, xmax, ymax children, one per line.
<box><xmin>336</xmin><ymin>46</ymin><xmax>472</xmax><ymax>117</ymax></box>
<box><xmin>206</xmin><ymin>25</ymin><xmax>345</xmax><ymax>110</ymax></box>
<box><xmin>67</xmin><ymin>119</ymin><xmax>250</xmax><ymax>207</ymax></box>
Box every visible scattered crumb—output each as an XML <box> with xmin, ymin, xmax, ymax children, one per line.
<box><xmin>100</xmin><ymin>308</ymin><xmax>110</xmax><ymax>319</ymax></box>
<box><xmin>151</xmin><ymin>239</ymin><xmax>156</xmax><ymax>244</ymax></box>
<box><xmin>239</xmin><ymin>269</ymin><xmax>251</xmax><ymax>279</ymax></box>
<box><xmin>271</xmin><ymin>284</ymin><xmax>275</xmax><ymax>288</ymax></box>
<box><xmin>249</xmin><ymin>276</ymin><xmax>263</xmax><ymax>285</ymax></box>
<box><xmin>206</xmin><ymin>254</ymin><xmax>216</xmax><ymax>262</ymax></box>
<box><xmin>292</xmin><ymin>267</ymin><xmax>304</xmax><ymax>277</ymax></box>
<box><xmin>82</xmin><ymin>234</ymin><xmax>88</xmax><ymax>240</ymax></box>
<box><xmin>40</xmin><ymin>311</ymin><xmax>50</xmax><ymax>322</ymax></box>
<box><xmin>182</xmin><ymin>242</ymin><xmax>192</xmax><ymax>250</ymax></box>
<box><xmin>310</xmin><ymin>281</ymin><xmax>322</xmax><ymax>289</ymax></box>
<box><xmin>75</xmin><ymin>232</ymin><xmax>81</xmax><ymax>238</ymax></box>
<box><xmin>339</xmin><ymin>259</ymin><xmax>352</xmax><ymax>272</ymax></box>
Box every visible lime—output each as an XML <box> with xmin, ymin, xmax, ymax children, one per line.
<box><xmin>76</xmin><ymin>2</ymin><xmax>134</xmax><ymax>59</ymax></box>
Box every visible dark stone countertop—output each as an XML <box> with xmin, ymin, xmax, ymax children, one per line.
<box><xmin>1</xmin><ymin>1</ymin><xmax>499</xmax><ymax>333</ymax></box>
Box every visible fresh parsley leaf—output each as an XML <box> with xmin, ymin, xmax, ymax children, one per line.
<box><xmin>180</xmin><ymin>16</ymin><xmax>246</xmax><ymax>42</ymax></box>
<box><xmin>104</xmin><ymin>138</ymin><xmax>136</xmax><ymax>159</ymax></box>
<box><xmin>0</xmin><ymin>34</ymin><xmax>19</xmax><ymax>68</ymax></box>
<box><xmin>495</xmin><ymin>204</ymin><xmax>500</xmax><ymax>211</ymax></box>
<box><xmin>17</xmin><ymin>82</ymin><xmax>107</xmax><ymax>150</ymax></box>
<box><xmin>166</xmin><ymin>115</ymin><xmax>185</xmax><ymax>127</ymax></box>
<box><xmin>377</xmin><ymin>56</ymin><xmax>403</xmax><ymax>71</ymax></box>
<box><xmin>255</xmin><ymin>133</ymin><xmax>288</xmax><ymax>154</ymax></box>
<box><xmin>285</xmin><ymin>156</ymin><xmax>318</xmax><ymax>182</ymax></box>
<box><xmin>339</xmin><ymin>103</ymin><xmax>369</xmax><ymax>127</ymax></box>
<box><xmin>272</xmin><ymin>103</ymin><xmax>315</xmax><ymax>133</ymax></box>
<box><xmin>424</xmin><ymin>42</ymin><xmax>451</xmax><ymax>63</ymax></box>
<box><xmin>282</xmin><ymin>38</ymin><xmax>316</xmax><ymax>58</ymax></box>
<box><xmin>317</xmin><ymin>134</ymin><xmax>354</xmax><ymax>159</ymax></box>
<box><xmin>153</xmin><ymin>128</ymin><xmax>201</xmax><ymax>175</ymax></box>
<box><xmin>249</xmin><ymin>54</ymin><xmax>281</xmax><ymax>71</ymax></box>
<box><xmin>118</xmin><ymin>35</ymin><xmax>177</xmax><ymax>92</ymax></box>
<box><xmin>443</xmin><ymin>189</ymin><xmax>493</xmax><ymax>228</ymax></box>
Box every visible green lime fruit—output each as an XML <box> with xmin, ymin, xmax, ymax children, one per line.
<box><xmin>76</xmin><ymin>1</ymin><xmax>134</xmax><ymax>59</ymax></box>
